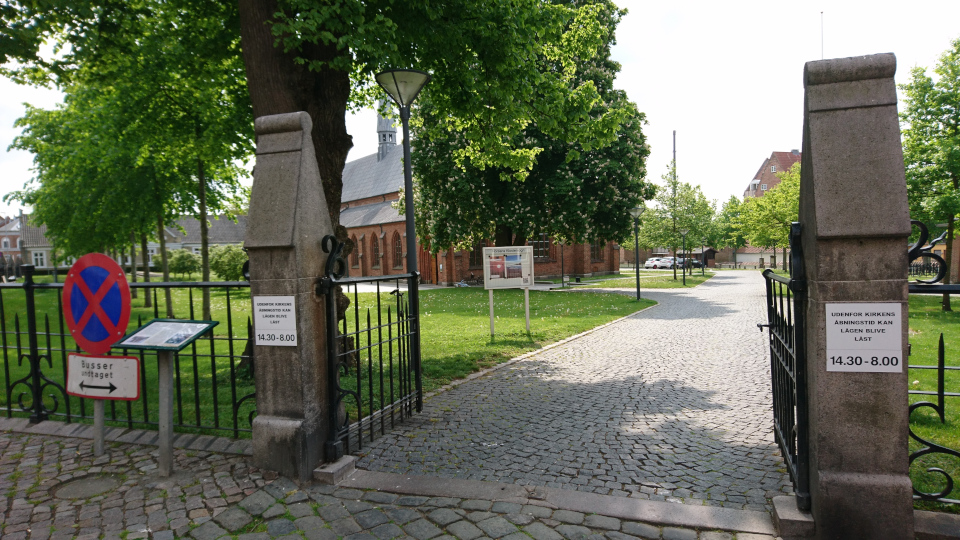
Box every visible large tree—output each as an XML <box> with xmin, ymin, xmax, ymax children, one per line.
<box><xmin>900</xmin><ymin>37</ymin><xmax>960</xmax><ymax>309</ymax></box>
<box><xmin>714</xmin><ymin>196</ymin><xmax>748</xmax><ymax>265</ymax></box>
<box><xmin>409</xmin><ymin>0</ymin><xmax>652</xmax><ymax>249</ymax></box>
<box><xmin>3</xmin><ymin>1</ymin><xmax>625</xmax><ymax>248</ymax></box>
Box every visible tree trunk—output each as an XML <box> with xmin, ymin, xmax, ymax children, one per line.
<box><xmin>197</xmin><ymin>156</ymin><xmax>211</xmax><ymax>320</ymax></box>
<box><xmin>494</xmin><ymin>225</ymin><xmax>514</xmax><ymax>247</ymax></box>
<box><xmin>129</xmin><ymin>234</ymin><xmax>138</xmax><ymax>298</ymax></box>
<box><xmin>238</xmin><ymin>0</ymin><xmax>352</xmax><ymax>237</ymax></box>
<box><xmin>157</xmin><ymin>215</ymin><xmax>174</xmax><ymax>318</ymax></box>
<box><xmin>943</xmin><ymin>215</ymin><xmax>955</xmax><ymax>311</ymax></box>
<box><xmin>782</xmin><ymin>245</ymin><xmax>787</xmax><ymax>271</ymax></box>
<box><xmin>140</xmin><ymin>233</ymin><xmax>152</xmax><ymax>308</ymax></box>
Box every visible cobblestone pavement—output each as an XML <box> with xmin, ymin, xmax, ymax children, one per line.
<box><xmin>0</xmin><ymin>430</ymin><xmax>778</xmax><ymax>539</ymax></box>
<box><xmin>355</xmin><ymin>272</ymin><xmax>792</xmax><ymax>512</ymax></box>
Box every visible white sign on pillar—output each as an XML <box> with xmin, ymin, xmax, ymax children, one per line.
<box><xmin>253</xmin><ymin>296</ymin><xmax>298</xmax><ymax>346</ymax></box>
<box><xmin>825</xmin><ymin>302</ymin><xmax>902</xmax><ymax>372</ymax></box>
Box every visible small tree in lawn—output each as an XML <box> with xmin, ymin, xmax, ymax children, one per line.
<box><xmin>714</xmin><ymin>196</ymin><xmax>748</xmax><ymax>266</ymax></box>
<box><xmin>209</xmin><ymin>245</ymin><xmax>248</xmax><ymax>282</ymax></box>
<box><xmin>168</xmin><ymin>249</ymin><xmax>201</xmax><ymax>279</ymax></box>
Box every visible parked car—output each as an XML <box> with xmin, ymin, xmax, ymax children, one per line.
<box><xmin>646</xmin><ymin>257</ymin><xmax>674</xmax><ymax>269</ymax></box>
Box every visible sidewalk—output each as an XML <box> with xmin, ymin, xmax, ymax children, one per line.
<box><xmin>0</xmin><ymin>418</ymin><xmax>778</xmax><ymax>540</ymax></box>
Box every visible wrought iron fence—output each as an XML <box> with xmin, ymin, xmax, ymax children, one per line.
<box><xmin>0</xmin><ymin>266</ymin><xmax>256</xmax><ymax>438</ymax></box>
<box><xmin>759</xmin><ymin>222</ymin><xmax>810</xmax><ymax>511</ymax></box>
<box><xmin>317</xmin><ymin>236</ymin><xmax>422</xmax><ymax>459</ymax></box>
<box><xmin>907</xmin><ymin>220</ymin><xmax>960</xmax><ymax>505</ymax></box>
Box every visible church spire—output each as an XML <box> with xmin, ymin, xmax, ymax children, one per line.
<box><xmin>377</xmin><ymin>100</ymin><xmax>397</xmax><ymax>161</ymax></box>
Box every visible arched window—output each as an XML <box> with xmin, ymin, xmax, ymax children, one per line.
<box><xmin>350</xmin><ymin>235</ymin><xmax>359</xmax><ymax>268</ymax></box>
<box><xmin>393</xmin><ymin>232</ymin><xmax>403</xmax><ymax>269</ymax></box>
<box><xmin>371</xmin><ymin>235</ymin><xmax>381</xmax><ymax>268</ymax></box>
<box><xmin>1</xmin><ymin>239</ymin><xmax>8</xmax><ymax>249</ymax></box>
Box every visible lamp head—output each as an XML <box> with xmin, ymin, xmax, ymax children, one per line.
<box><xmin>375</xmin><ymin>69</ymin><xmax>432</xmax><ymax>108</ymax></box>
<box><xmin>679</xmin><ymin>228</ymin><xmax>689</xmax><ymax>236</ymax></box>
<box><xmin>629</xmin><ymin>206</ymin><xmax>645</xmax><ymax>219</ymax></box>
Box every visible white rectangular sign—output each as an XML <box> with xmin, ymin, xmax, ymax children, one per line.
<box><xmin>825</xmin><ymin>302</ymin><xmax>902</xmax><ymax>372</ymax></box>
<box><xmin>253</xmin><ymin>296</ymin><xmax>298</xmax><ymax>346</ymax></box>
<box><xmin>483</xmin><ymin>246</ymin><xmax>534</xmax><ymax>290</ymax></box>
<box><xmin>66</xmin><ymin>354</ymin><xmax>140</xmax><ymax>400</ymax></box>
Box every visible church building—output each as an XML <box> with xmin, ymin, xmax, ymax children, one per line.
<box><xmin>340</xmin><ymin>116</ymin><xmax>621</xmax><ymax>285</ymax></box>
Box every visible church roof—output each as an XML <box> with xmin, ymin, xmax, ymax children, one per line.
<box><xmin>340</xmin><ymin>200</ymin><xmax>403</xmax><ymax>228</ymax></box>
<box><xmin>341</xmin><ymin>144</ymin><xmax>404</xmax><ymax>203</ymax></box>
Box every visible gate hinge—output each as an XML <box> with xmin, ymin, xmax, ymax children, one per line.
<box><xmin>316</xmin><ymin>276</ymin><xmax>333</xmax><ymax>296</ymax></box>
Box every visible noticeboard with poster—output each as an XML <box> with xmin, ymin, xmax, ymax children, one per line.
<box><xmin>483</xmin><ymin>246</ymin><xmax>534</xmax><ymax>289</ymax></box>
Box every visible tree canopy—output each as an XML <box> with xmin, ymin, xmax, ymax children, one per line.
<box><xmin>639</xmin><ymin>163</ymin><xmax>714</xmax><ymax>277</ymax></box>
<box><xmin>410</xmin><ymin>0</ymin><xmax>652</xmax><ymax>249</ymax></box>
<box><xmin>736</xmin><ymin>162</ymin><xmax>799</xmax><ymax>270</ymax></box>
<box><xmin>900</xmin><ymin>37</ymin><xmax>960</xmax><ymax>285</ymax></box>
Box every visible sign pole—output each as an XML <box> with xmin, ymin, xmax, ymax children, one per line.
<box><xmin>158</xmin><ymin>349</ymin><xmax>174</xmax><ymax>477</ymax></box>
<box><xmin>524</xmin><ymin>288</ymin><xmax>530</xmax><ymax>332</ymax></box>
<box><xmin>93</xmin><ymin>400</ymin><xmax>105</xmax><ymax>456</ymax></box>
<box><xmin>489</xmin><ymin>290</ymin><xmax>495</xmax><ymax>337</ymax></box>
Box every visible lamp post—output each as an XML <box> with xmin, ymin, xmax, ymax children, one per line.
<box><xmin>701</xmin><ymin>239</ymin><xmax>706</xmax><ymax>276</ymax></box>
<box><xmin>679</xmin><ymin>228</ymin><xmax>689</xmax><ymax>286</ymax></box>
<box><xmin>629</xmin><ymin>207</ymin><xmax>645</xmax><ymax>300</ymax></box>
<box><xmin>375</xmin><ymin>68</ymin><xmax>431</xmax><ymax>410</ymax></box>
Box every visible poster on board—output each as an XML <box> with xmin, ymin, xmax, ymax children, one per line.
<box><xmin>483</xmin><ymin>246</ymin><xmax>534</xmax><ymax>289</ymax></box>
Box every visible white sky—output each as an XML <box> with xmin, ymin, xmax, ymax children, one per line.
<box><xmin>2</xmin><ymin>1</ymin><xmax>959</xmax><ymax>216</ymax></box>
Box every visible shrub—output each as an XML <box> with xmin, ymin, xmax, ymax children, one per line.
<box><xmin>168</xmin><ymin>249</ymin><xmax>201</xmax><ymax>278</ymax></box>
<box><xmin>209</xmin><ymin>244</ymin><xmax>247</xmax><ymax>281</ymax></box>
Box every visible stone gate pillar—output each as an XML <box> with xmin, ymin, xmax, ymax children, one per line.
<box><xmin>244</xmin><ymin>112</ymin><xmax>333</xmax><ymax>482</ymax></box>
<box><xmin>798</xmin><ymin>53</ymin><xmax>913</xmax><ymax>538</ymax></box>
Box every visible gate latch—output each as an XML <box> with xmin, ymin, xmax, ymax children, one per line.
<box><xmin>757</xmin><ymin>323</ymin><xmax>770</xmax><ymax>332</ymax></box>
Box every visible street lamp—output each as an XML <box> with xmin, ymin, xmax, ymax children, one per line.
<box><xmin>701</xmin><ymin>238</ymin><xmax>706</xmax><ymax>276</ymax></box>
<box><xmin>376</xmin><ymin>68</ymin><xmax>431</xmax><ymax>409</ymax></box>
<box><xmin>679</xmin><ymin>228</ymin><xmax>689</xmax><ymax>286</ymax></box>
<box><xmin>629</xmin><ymin>207</ymin><xmax>645</xmax><ymax>300</ymax></box>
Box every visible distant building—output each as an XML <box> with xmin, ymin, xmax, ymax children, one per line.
<box><xmin>340</xmin><ymin>114</ymin><xmax>621</xmax><ymax>285</ymax></box>
<box><xmin>0</xmin><ymin>216</ymin><xmax>21</xmax><ymax>260</ymax></box>
<box><xmin>743</xmin><ymin>150</ymin><xmax>801</xmax><ymax>199</ymax></box>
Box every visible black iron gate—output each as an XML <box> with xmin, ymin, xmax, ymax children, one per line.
<box><xmin>317</xmin><ymin>236</ymin><xmax>422</xmax><ymax>460</ymax></box>
<box><xmin>760</xmin><ymin>222</ymin><xmax>811</xmax><ymax>511</ymax></box>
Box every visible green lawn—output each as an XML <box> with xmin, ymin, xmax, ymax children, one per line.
<box><xmin>585</xmin><ymin>271</ymin><xmax>715</xmax><ymax>289</ymax></box>
<box><xmin>907</xmin><ymin>294</ymin><xmax>960</xmax><ymax>512</ymax></box>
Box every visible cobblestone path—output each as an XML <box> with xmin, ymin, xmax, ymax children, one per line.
<box><xmin>356</xmin><ymin>272</ymin><xmax>792</xmax><ymax>512</ymax></box>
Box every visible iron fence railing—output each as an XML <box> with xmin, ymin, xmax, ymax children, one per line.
<box><xmin>317</xmin><ymin>236</ymin><xmax>422</xmax><ymax>460</ymax></box>
<box><xmin>0</xmin><ymin>266</ymin><xmax>256</xmax><ymax>438</ymax></box>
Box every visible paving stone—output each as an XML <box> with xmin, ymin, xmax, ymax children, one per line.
<box><xmin>476</xmin><ymin>517</ymin><xmax>518</xmax><ymax>538</ymax></box>
<box><xmin>661</xmin><ymin>528</ymin><xmax>697</xmax><ymax>540</ymax></box>
<box><xmin>604</xmin><ymin>532</ymin><xmax>642</xmax><ymax>540</ymax></box>
<box><xmin>356</xmin><ymin>509</ymin><xmax>392</xmax><ymax>529</ymax></box>
<box><xmin>364</xmin><ymin>492</ymin><xmax>400</xmax><ymax>504</ymax></box>
<box><xmin>556</xmin><ymin>525</ymin><xmax>594</xmax><ymax>540</ymax></box>
<box><xmin>404</xmin><ymin>518</ymin><xmax>444</xmax><ymax>540</ymax></box>
<box><xmin>152</xmin><ymin>531</ymin><xmax>175</xmax><ymax>540</ymax></box>
<box><xmin>490</xmin><ymin>502</ymin><xmax>521</xmax><ymax>514</ymax></box>
<box><xmin>523</xmin><ymin>522</ymin><xmax>564</xmax><ymax>540</ymax></box>
<box><xmin>621</xmin><ymin>522</ymin><xmax>661</xmax><ymax>539</ymax></box>
<box><xmin>371</xmin><ymin>523</ymin><xmax>406</xmax><ymax>539</ymax></box>
<box><xmin>332</xmin><ymin>517</ymin><xmax>364</xmax><ymax>536</ymax></box>
<box><xmin>385</xmin><ymin>506</ymin><xmax>422</xmax><ymax>525</ymax></box>
<box><xmin>396</xmin><ymin>496</ymin><xmax>430</xmax><ymax>506</ymax></box>
<box><xmin>699</xmin><ymin>532</ymin><xmax>734</xmax><ymax>540</ymax></box>
<box><xmin>303</xmin><ymin>527</ymin><xmax>338</xmax><ymax>540</ymax></box>
<box><xmin>213</xmin><ymin>506</ymin><xmax>253</xmax><ymax>532</ymax></box>
<box><xmin>447</xmin><ymin>520</ymin><xmax>484</xmax><ymax>540</ymax></box>
<box><xmin>345</xmin><ymin>534</ymin><xmax>379</xmax><ymax>540</ymax></box>
<box><xmin>584</xmin><ymin>515</ymin><xmax>620</xmax><ymax>530</ymax></box>
<box><xmin>262</xmin><ymin>504</ymin><xmax>286</xmax><ymax>519</ymax></box>
<box><xmin>239</xmin><ymin>491</ymin><xmax>276</xmax><ymax>516</ymax></box>
<box><xmin>428</xmin><ymin>508</ymin><xmax>462</xmax><ymax>526</ymax></box>
<box><xmin>552</xmin><ymin>510</ymin><xmax>585</xmax><ymax>525</ymax></box>
<box><xmin>287</xmin><ymin>502</ymin><xmax>315</xmax><ymax>518</ymax></box>
<box><xmin>320</xmin><ymin>502</ymin><xmax>351</xmax><ymax>521</ymax></box>
<box><xmin>460</xmin><ymin>500</ymin><xmax>492</xmax><ymax>511</ymax></box>
<box><xmin>504</xmin><ymin>513</ymin><xmax>534</xmax><ymax>526</ymax></box>
<box><xmin>190</xmin><ymin>521</ymin><xmax>227</xmax><ymax>540</ymax></box>
<box><xmin>237</xmin><ymin>534</ymin><xmax>271</xmax><ymax>540</ymax></box>
<box><xmin>267</xmin><ymin>518</ymin><xmax>298</xmax><ymax>536</ymax></box>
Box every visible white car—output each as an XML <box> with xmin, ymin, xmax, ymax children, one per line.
<box><xmin>644</xmin><ymin>257</ymin><xmax>674</xmax><ymax>269</ymax></box>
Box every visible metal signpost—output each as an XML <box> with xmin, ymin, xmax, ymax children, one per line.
<box><xmin>119</xmin><ymin>319</ymin><xmax>218</xmax><ymax>476</ymax></box>
<box><xmin>63</xmin><ymin>254</ymin><xmax>134</xmax><ymax>456</ymax></box>
<box><xmin>483</xmin><ymin>246</ymin><xmax>534</xmax><ymax>336</ymax></box>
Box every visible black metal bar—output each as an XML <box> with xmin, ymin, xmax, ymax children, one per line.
<box><xmin>22</xmin><ymin>266</ymin><xmax>46</xmax><ymax>423</ymax></box>
<box><xmin>1</xmin><ymin>287</ymin><xmax>11</xmax><ymax>418</ymax></box>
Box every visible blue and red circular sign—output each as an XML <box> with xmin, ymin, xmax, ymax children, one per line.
<box><xmin>63</xmin><ymin>253</ymin><xmax>131</xmax><ymax>354</ymax></box>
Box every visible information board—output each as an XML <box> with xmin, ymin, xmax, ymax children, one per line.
<box><xmin>483</xmin><ymin>246</ymin><xmax>534</xmax><ymax>290</ymax></box>
<box><xmin>66</xmin><ymin>353</ymin><xmax>140</xmax><ymax>400</ymax></box>
<box><xmin>825</xmin><ymin>302</ymin><xmax>902</xmax><ymax>372</ymax></box>
<box><xmin>253</xmin><ymin>296</ymin><xmax>298</xmax><ymax>346</ymax></box>
<box><xmin>118</xmin><ymin>319</ymin><xmax>218</xmax><ymax>351</ymax></box>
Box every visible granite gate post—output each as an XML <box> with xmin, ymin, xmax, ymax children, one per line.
<box><xmin>797</xmin><ymin>53</ymin><xmax>913</xmax><ymax>538</ymax></box>
<box><xmin>244</xmin><ymin>112</ymin><xmax>333</xmax><ymax>482</ymax></box>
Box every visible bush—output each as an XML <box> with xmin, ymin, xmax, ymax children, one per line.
<box><xmin>209</xmin><ymin>244</ymin><xmax>247</xmax><ymax>281</ymax></box>
<box><xmin>168</xmin><ymin>249</ymin><xmax>201</xmax><ymax>278</ymax></box>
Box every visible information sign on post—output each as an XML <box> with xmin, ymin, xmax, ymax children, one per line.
<box><xmin>120</xmin><ymin>318</ymin><xmax>219</xmax><ymax>477</ymax></box>
<box><xmin>825</xmin><ymin>303</ymin><xmax>902</xmax><ymax>372</ymax></box>
<box><xmin>482</xmin><ymin>246</ymin><xmax>534</xmax><ymax>336</ymax></box>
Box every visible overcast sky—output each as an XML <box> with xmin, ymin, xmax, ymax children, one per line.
<box><xmin>2</xmin><ymin>1</ymin><xmax>959</xmax><ymax>217</ymax></box>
